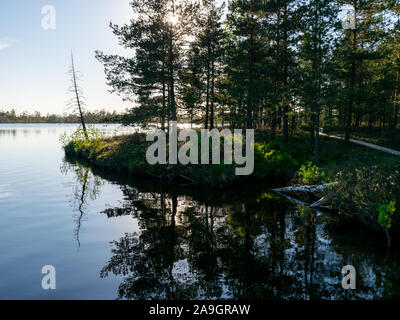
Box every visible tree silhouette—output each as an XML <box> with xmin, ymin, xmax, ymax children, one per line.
<box><xmin>67</xmin><ymin>51</ymin><xmax>88</xmax><ymax>138</ymax></box>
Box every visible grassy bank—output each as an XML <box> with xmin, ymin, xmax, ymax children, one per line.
<box><xmin>63</xmin><ymin>129</ymin><xmax>305</xmax><ymax>187</ymax></box>
<box><xmin>63</xmin><ymin>128</ymin><xmax>400</xmax><ymax>235</ymax></box>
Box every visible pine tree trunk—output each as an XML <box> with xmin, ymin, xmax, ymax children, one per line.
<box><xmin>345</xmin><ymin>8</ymin><xmax>357</xmax><ymax>142</ymax></box>
<box><xmin>162</xmin><ymin>59</ymin><xmax>166</xmax><ymax>132</ymax></box>
<box><xmin>315</xmin><ymin>112</ymin><xmax>320</xmax><ymax>165</ymax></box>
<box><xmin>169</xmin><ymin>25</ymin><xmax>177</xmax><ymax>122</ymax></box>
<box><xmin>310</xmin><ymin>112</ymin><xmax>315</xmax><ymax>146</ymax></box>
<box><xmin>392</xmin><ymin>71</ymin><xmax>399</xmax><ymax>136</ymax></box>
<box><xmin>210</xmin><ymin>54</ymin><xmax>215</xmax><ymax>129</ymax></box>
<box><xmin>205</xmin><ymin>42</ymin><xmax>211</xmax><ymax>129</ymax></box>
<box><xmin>283</xmin><ymin>4</ymin><xmax>289</xmax><ymax>144</ymax></box>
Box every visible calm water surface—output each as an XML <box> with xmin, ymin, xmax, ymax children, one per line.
<box><xmin>0</xmin><ymin>124</ymin><xmax>399</xmax><ymax>300</ymax></box>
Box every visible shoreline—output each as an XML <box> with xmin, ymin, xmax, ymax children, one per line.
<box><xmin>63</xmin><ymin>133</ymin><xmax>281</xmax><ymax>188</ymax></box>
<box><xmin>63</xmin><ymin>130</ymin><xmax>400</xmax><ymax>239</ymax></box>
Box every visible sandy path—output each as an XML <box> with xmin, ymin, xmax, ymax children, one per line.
<box><xmin>320</xmin><ymin>133</ymin><xmax>400</xmax><ymax>157</ymax></box>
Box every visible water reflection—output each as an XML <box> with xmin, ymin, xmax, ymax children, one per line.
<box><xmin>64</xmin><ymin>159</ymin><xmax>400</xmax><ymax>300</ymax></box>
<box><xmin>0</xmin><ymin>184</ymin><xmax>12</xmax><ymax>200</ymax></box>
<box><xmin>0</xmin><ymin>128</ymin><xmax>56</xmax><ymax>138</ymax></box>
<box><xmin>0</xmin><ymin>124</ymin><xmax>140</xmax><ymax>140</ymax></box>
<box><xmin>61</xmin><ymin>162</ymin><xmax>103</xmax><ymax>247</ymax></box>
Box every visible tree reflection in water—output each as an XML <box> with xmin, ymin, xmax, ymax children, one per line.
<box><xmin>61</xmin><ymin>161</ymin><xmax>103</xmax><ymax>248</ymax></box>
<box><xmin>65</xmin><ymin>160</ymin><xmax>400</xmax><ymax>300</ymax></box>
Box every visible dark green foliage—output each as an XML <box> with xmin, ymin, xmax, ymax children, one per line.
<box><xmin>194</xmin><ymin>0</ymin><xmax>225</xmax><ymax>129</ymax></box>
<box><xmin>93</xmin><ymin>0</ymin><xmax>400</xmax><ymax>145</ymax></box>
<box><xmin>96</xmin><ymin>0</ymin><xmax>199</xmax><ymax>128</ymax></box>
<box><xmin>297</xmin><ymin>162</ymin><xmax>329</xmax><ymax>185</ymax></box>
<box><xmin>333</xmin><ymin>162</ymin><xmax>400</xmax><ymax>232</ymax></box>
<box><xmin>378</xmin><ymin>201</ymin><xmax>397</xmax><ymax>230</ymax></box>
<box><xmin>253</xmin><ymin>141</ymin><xmax>299</xmax><ymax>180</ymax></box>
<box><xmin>64</xmin><ymin>131</ymin><xmax>316</xmax><ymax>187</ymax></box>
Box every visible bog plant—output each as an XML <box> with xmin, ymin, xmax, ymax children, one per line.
<box><xmin>253</xmin><ymin>142</ymin><xmax>298</xmax><ymax>180</ymax></box>
<box><xmin>297</xmin><ymin>162</ymin><xmax>327</xmax><ymax>185</ymax></box>
<box><xmin>61</xmin><ymin>126</ymin><xmax>105</xmax><ymax>156</ymax></box>
<box><xmin>378</xmin><ymin>201</ymin><xmax>397</xmax><ymax>230</ymax></box>
<box><xmin>377</xmin><ymin>201</ymin><xmax>397</xmax><ymax>247</ymax></box>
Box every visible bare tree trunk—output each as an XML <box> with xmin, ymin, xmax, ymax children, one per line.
<box><xmin>71</xmin><ymin>53</ymin><xmax>88</xmax><ymax>139</ymax></box>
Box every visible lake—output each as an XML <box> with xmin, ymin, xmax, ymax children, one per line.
<box><xmin>0</xmin><ymin>124</ymin><xmax>399</xmax><ymax>300</ymax></box>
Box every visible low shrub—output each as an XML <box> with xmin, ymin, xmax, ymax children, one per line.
<box><xmin>254</xmin><ymin>142</ymin><xmax>299</xmax><ymax>181</ymax></box>
<box><xmin>378</xmin><ymin>201</ymin><xmax>397</xmax><ymax>230</ymax></box>
<box><xmin>61</xmin><ymin>127</ymin><xmax>105</xmax><ymax>157</ymax></box>
<box><xmin>297</xmin><ymin>162</ymin><xmax>328</xmax><ymax>185</ymax></box>
<box><xmin>333</xmin><ymin>164</ymin><xmax>400</xmax><ymax>232</ymax></box>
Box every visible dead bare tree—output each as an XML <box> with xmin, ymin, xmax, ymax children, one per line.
<box><xmin>67</xmin><ymin>51</ymin><xmax>88</xmax><ymax>139</ymax></box>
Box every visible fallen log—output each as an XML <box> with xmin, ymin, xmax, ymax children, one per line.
<box><xmin>273</xmin><ymin>182</ymin><xmax>338</xmax><ymax>194</ymax></box>
<box><xmin>273</xmin><ymin>182</ymin><xmax>338</xmax><ymax>211</ymax></box>
<box><xmin>274</xmin><ymin>191</ymin><xmax>310</xmax><ymax>207</ymax></box>
<box><xmin>310</xmin><ymin>194</ymin><xmax>333</xmax><ymax>208</ymax></box>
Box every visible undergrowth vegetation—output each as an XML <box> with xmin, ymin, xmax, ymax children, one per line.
<box><xmin>297</xmin><ymin>162</ymin><xmax>329</xmax><ymax>185</ymax></box>
<box><xmin>63</xmin><ymin>128</ymin><xmax>400</xmax><ymax>235</ymax></box>
<box><xmin>61</xmin><ymin>127</ymin><xmax>105</xmax><ymax>156</ymax></box>
<box><xmin>63</xmin><ymin>129</ymin><xmax>316</xmax><ymax>187</ymax></box>
<box><xmin>333</xmin><ymin>164</ymin><xmax>400</xmax><ymax>233</ymax></box>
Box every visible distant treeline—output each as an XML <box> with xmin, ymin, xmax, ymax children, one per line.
<box><xmin>0</xmin><ymin>109</ymin><xmax>122</xmax><ymax>123</ymax></box>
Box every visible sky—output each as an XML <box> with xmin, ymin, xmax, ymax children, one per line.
<box><xmin>0</xmin><ymin>0</ymin><xmax>134</xmax><ymax>115</ymax></box>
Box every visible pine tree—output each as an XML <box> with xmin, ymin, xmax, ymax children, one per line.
<box><xmin>196</xmin><ymin>0</ymin><xmax>225</xmax><ymax>129</ymax></box>
<box><xmin>96</xmin><ymin>0</ymin><xmax>198</xmax><ymax>129</ymax></box>
<box><xmin>179</xmin><ymin>42</ymin><xmax>203</xmax><ymax>126</ymax></box>
<box><xmin>263</xmin><ymin>0</ymin><xmax>303</xmax><ymax>142</ymax></box>
<box><xmin>225</xmin><ymin>0</ymin><xmax>270</xmax><ymax>130</ymax></box>
<box><xmin>335</xmin><ymin>0</ymin><xmax>385</xmax><ymax>141</ymax></box>
<box><xmin>298</xmin><ymin>0</ymin><xmax>338</xmax><ymax>163</ymax></box>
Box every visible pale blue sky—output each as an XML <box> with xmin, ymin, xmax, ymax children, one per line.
<box><xmin>0</xmin><ymin>0</ymin><xmax>133</xmax><ymax>114</ymax></box>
